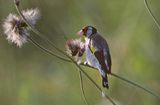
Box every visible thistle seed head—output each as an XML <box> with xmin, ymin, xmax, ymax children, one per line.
<box><xmin>2</xmin><ymin>8</ymin><xmax>40</xmax><ymax>47</ymax></box>
<box><xmin>22</xmin><ymin>8</ymin><xmax>40</xmax><ymax>26</ymax></box>
<box><xmin>65</xmin><ymin>39</ymin><xmax>85</xmax><ymax>57</ymax></box>
<box><xmin>3</xmin><ymin>13</ymin><xmax>29</xmax><ymax>47</ymax></box>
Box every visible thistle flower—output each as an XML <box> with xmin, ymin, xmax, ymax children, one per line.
<box><xmin>66</xmin><ymin>39</ymin><xmax>85</xmax><ymax>57</ymax></box>
<box><xmin>2</xmin><ymin>8</ymin><xmax>40</xmax><ymax>47</ymax></box>
<box><xmin>3</xmin><ymin>13</ymin><xmax>29</xmax><ymax>47</ymax></box>
<box><xmin>22</xmin><ymin>8</ymin><xmax>40</xmax><ymax>26</ymax></box>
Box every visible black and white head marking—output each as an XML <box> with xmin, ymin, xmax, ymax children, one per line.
<box><xmin>84</xmin><ymin>26</ymin><xmax>97</xmax><ymax>38</ymax></box>
<box><xmin>78</xmin><ymin>26</ymin><xmax>97</xmax><ymax>38</ymax></box>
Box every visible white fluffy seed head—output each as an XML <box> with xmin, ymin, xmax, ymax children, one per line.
<box><xmin>22</xmin><ymin>8</ymin><xmax>40</xmax><ymax>26</ymax></box>
<box><xmin>65</xmin><ymin>39</ymin><xmax>85</xmax><ymax>57</ymax></box>
<box><xmin>2</xmin><ymin>13</ymin><xmax>29</xmax><ymax>47</ymax></box>
<box><xmin>2</xmin><ymin>8</ymin><xmax>40</xmax><ymax>47</ymax></box>
<box><xmin>3</xmin><ymin>14</ymin><xmax>19</xmax><ymax>36</ymax></box>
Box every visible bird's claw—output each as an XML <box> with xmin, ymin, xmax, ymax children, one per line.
<box><xmin>83</xmin><ymin>61</ymin><xmax>88</xmax><ymax>65</ymax></box>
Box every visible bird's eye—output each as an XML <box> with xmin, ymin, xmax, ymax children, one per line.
<box><xmin>82</xmin><ymin>28</ymin><xmax>88</xmax><ymax>36</ymax></box>
<box><xmin>82</xmin><ymin>28</ymin><xmax>87</xmax><ymax>33</ymax></box>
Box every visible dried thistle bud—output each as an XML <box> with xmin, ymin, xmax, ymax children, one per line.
<box><xmin>65</xmin><ymin>39</ymin><xmax>85</xmax><ymax>57</ymax></box>
<box><xmin>2</xmin><ymin>8</ymin><xmax>40</xmax><ymax>47</ymax></box>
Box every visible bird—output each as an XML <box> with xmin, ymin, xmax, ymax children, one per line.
<box><xmin>78</xmin><ymin>26</ymin><xmax>112</xmax><ymax>89</ymax></box>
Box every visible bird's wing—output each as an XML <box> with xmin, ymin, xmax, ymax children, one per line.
<box><xmin>94</xmin><ymin>50</ymin><xmax>109</xmax><ymax>89</ymax></box>
<box><xmin>93</xmin><ymin>50</ymin><xmax>108</xmax><ymax>75</ymax></box>
<box><xmin>104</xmin><ymin>50</ymin><xmax>111</xmax><ymax>73</ymax></box>
<box><xmin>88</xmin><ymin>36</ymin><xmax>110</xmax><ymax>74</ymax></box>
<box><xmin>90</xmin><ymin>35</ymin><xmax>112</xmax><ymax>74</ymax></box>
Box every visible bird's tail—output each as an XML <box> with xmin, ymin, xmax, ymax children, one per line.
<box><xmin>94</xmin><ymin>51</ymin><xmax>109</xmax><ymax>89</ymax></box>
<box><xmin>102</xmin><ymin>75</ymin><xmax>109</xmax><ymax>89</ymax></box>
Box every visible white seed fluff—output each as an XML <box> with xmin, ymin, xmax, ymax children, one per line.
<box><xmin>2</xmin><ymin>8</ymin><xmax>40</xmax><ymax>47</ymax></box>
<box><xmin>3</xmin><ymin>13</ymin><xmax>29</xmax><ymax>47</ymax></box>
<box><xmin>22</xmin><ymin>8</ymin><xmax>40</xmax><ymax>26</ymax></box>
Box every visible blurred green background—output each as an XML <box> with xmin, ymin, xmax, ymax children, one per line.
<box><xmin>0</xmin><ymin>0</ymin><xmax>160</xmax><ymax>105</ymax></box>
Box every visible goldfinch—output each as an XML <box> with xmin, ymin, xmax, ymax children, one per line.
<box><xmin>78</xmin><ymin>26</ymin><xmax>111</xmax><ymax>89</ymax></box>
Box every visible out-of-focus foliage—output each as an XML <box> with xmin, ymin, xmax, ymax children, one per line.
<box><xmin>0</xmin><ymin>0</ymin><xmax>160</xmax><ymax>105</ymax></box>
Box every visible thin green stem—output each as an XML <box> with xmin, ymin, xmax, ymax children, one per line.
<box><xmin>110</xmin><ymin>73</ymin><xmax>160</xmax><ymax>100</ymax></box>
<box><xmin>79</xmin><ymin>71</ymin><xmax>90</xmax><ymax>105</ymax></box>
<box><xmin>82</xmin><ymin>64</ymin><xmax>160</xmax><ymax>100</ymax></box>
<box><xmin>144</xmin><ymin>0</ymin><xmax>160</xmax><ymax>30</ymax></box>
<box><xmin>28</xmin><ymin>37</ymin><xmax>70</xmax><ymax>62</ymax></box>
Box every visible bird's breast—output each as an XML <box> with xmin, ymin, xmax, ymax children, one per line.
<box><xmin>86</xmin><ymin>46</ymin><xmax>99</xmax><ymax>68</ymax></box>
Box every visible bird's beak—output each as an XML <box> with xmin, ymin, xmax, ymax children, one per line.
<box><xmin>77</xmin><ymin>30</ymin><xmax>84</xmax><ymax>36</ymax></box>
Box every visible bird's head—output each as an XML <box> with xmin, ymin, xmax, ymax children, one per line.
<box><xmin>78</xmin><ymin>26</ymin><xmax>97</xmax><ymax>38</ymax></box>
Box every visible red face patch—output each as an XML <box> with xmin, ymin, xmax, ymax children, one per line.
<box><xmin>82</xmin><ymin>26</ymin><xmax>89</xmax><ymax>36</ymax></box>
<box><xmin>78</xmin><ymin>26</ymin><xmax>97</xmax><ymax>37</ymax></box>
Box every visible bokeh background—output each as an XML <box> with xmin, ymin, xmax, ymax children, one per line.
<box><xmin>0</xmin><ymin>0</ymin><xmax>160</xmax><ymax>105</ymax></box>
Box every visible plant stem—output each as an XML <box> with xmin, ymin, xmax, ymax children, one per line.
<box><xmin>79</xmin><ymin>71</ymin><xmax>90</xmax><ymax>105</ymax></box>
<box><xmin>144</xmin><ymin>0</ymin><xmax>160</xmax><ymax>30</ymax></box>
<box><xmin>82</xmin><ymin>64</ymin><xmax>160</xmax><ymax>100</ymax></box>
<box><xmin>110</xmin><ymin>73</ymin><xmax>160</xmax><ymax>100</ymax></box>
<box><xmin>28</xmin><ymin>37</ymin><xmax>70</xmax><ymax>62</ymax></box>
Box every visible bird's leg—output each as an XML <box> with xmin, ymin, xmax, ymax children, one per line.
<box><xmin>83</xmin><ymin>61</ymin><xmax>89</xmax><ymax>65</ymax></box>
<box><xmin>77</xmin><ymin>60</ymin><xmax>88</xmax><ymax>65</ymax></box>
<box><xmin>108</xmin><ymin>69</ymin><xmax>111</xmax><ymax>74</ymax></box>
<box><xmin>76</xmin><ymin>58</ymin><xmax>82</xmax><ymax>65</ymax></box>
